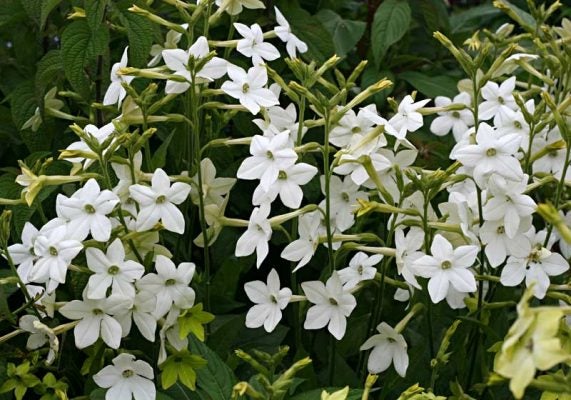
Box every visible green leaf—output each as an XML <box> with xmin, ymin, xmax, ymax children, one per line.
<box><xmin>160</xmin><ymin>351</ymin><xmax>206</xmax><ymax>391</ymax></box>
<box><xmin>119</xmin><ymin>11</ymin><xmax>154</xmax><ymax>67</ymax></box>
<box><xmin>8</xmin><ymin>81</ymin><xmax>36</xmax><ymax>130</ymax></box>
<box><xmin>40</xmin><ymin>0</ymin><xmax>63</xmax><ymax>30</ymax></box>
<box><xmin>371</xmin><ymin>0</ymin><xmax>411</xmax><ymax>65</ymax></box>
<box><xmin>89</xmin><ymin>28</ymin><xmax>110</xmax><ymax>59</ymax></box>
<box><xmin>418</xmin><ymin>0</ymin><xmax>450</xmax><ymax>34</ymax></box>
<box><xmin>61</xmin><ymin>20</ymin><xmax>93</xmax><ymax>98</ymax></box>
<box><xmin>449</xmin><ymin>5</ymin><xmax>501</xmax><ymax>34</ymax></box>
<box><xmin>178</xmin><ymin>303</ymin><xmax>215</xmax><ymax>342</ymax></box>
<box><xmin>315</xmin><ymin>9</ymin><xmax>366</xmax><ymax>57</ymax></box>
<box><xmin>19</xmin><ymin>0</ymin><xmax>40</xmax><ymax>25</ymax></box>
<box><xmin>188</xmin><ymin>336</ymin><xmax>235</xmax><ymax>399</ymax></box>
<box><xmin>35</xmin><ymin>50</ymin><xmax>63</xmax><ymax>98</ymax></box>
<box><xmin>0</xmin><ymin>285</ymin><xmax>15</xmax><ymax>324</ymax></box>
<box><xmin>85</xmin><ymin>0</ymin><xmax>108</xmax><ymax>29</ymax></box>
<box><xmin>399</xmin><ymin>71</ymin><xmax>457</xmax><ymax>98</ymax></box>
<box><xmin>495</xmin><ymin>0</ymin><xmax>536</xmax><ymax>33</ymax></box>
<box><xmin>0</xmin><ymin>0</ymin><xmax>27</xmax><ymax>28</ymax></box>
<box><xmin>152</xmin><ymin>131</ymin><xmax>174</xmax><ymax>170</ymax></box>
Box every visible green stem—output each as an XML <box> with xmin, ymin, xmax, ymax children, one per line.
<box><xmin>323</xmin><ymin>111</ymin><xmax>335</xmax><ymax>275</ymax></box>
<box><xmin>545</xmin><ymin>142</ymin><xmax>571</xmax><ymax>245</ymax></box>
<box><xmin>189</xmin><ymin>79</ymin><xmax>212</xmax><ymax>311</ymax></box>
<box><xmin>98</xmin><ymin>152</ymin><xmax>145</xmax><ymax>265</ymax></box>
<box><xmin>290</xmin><ymin>96</ymin><xmax>306</xmax><ymax>353</ymax></box>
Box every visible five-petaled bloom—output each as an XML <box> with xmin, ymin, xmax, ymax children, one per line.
<box><xmin>244</xmin><ymin>268</ymin><xmax>292</xmax><ymax>332</ymax></box>
<box><xmin>93</xmin><ymin>353</ymin><xmax>155</xmax><ymax>400</ymax></box>
<box><xmin>302</xmin><ymin>272</ymin><xmax>357</xmax><ymax>340</ymax></box>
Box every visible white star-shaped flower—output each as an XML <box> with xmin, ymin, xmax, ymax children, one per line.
<box><xmin>338</xmin><ymin>252</ymin><xmax>382</xmax><ymax>290</ymax></box>
<box><xmin>221</xmin><ymin>65</ymin><xmax>279</xmax><ymax>114</ymax></box>
<box><xmin>430</xmin><ymin>92</ymin><xmax>474</xmax><ymax>140</ymax></box>
<box><xmin>281</xmin><ymin>211</ymin><xmax>321</xmax><ymax>271</ymax></box>
<box><xmin>214</xmin><ymin>0</ymin><xmax>264</xmax><ymax>15</ymax></box>
<box><xmin>129</xmin><ymin>168</ymin><xmax>191</xmax><ymax>234</ymax></box>
<box><xmin>58</xmin><ymin>294</ymin><xmax>128</xmax><ymax>349</ymax></box>
<box><xmin>234</xmin><ymin>23</ymin><xmax>280</xmax><ymax>65</ymax></box>
<box><xmin>252</xmin><ymin>162</ymin><xmax>317</xmax><ymax>208</ymax></box>
<box><xmin>85</xmin><ymin>238</ymin><xmax>145</xmax><ymax>299</ymax></box>
<box><xmin>500</xmin><ymin>230</ymin><xmax>569</xmax><ymax>299</ymax></box>
<box><xmin>162</xmin><ymin>36</ymin><xmax>227</xmax><ymax>94</ymax></box>
<box><xmin>451</xmin><ymin>122</ymin><xmax>523</xmax><ymax>186</ymax></box>
<box><xmin>136</xmin><ymin>255</ymin><xmax>196</xmax><ymax>318</ymax></box>
<box><xmin>93</xmin><ymin>353</ymin><xmax>155</xmax><ymax>400</ymax></box>
<box><xmin>412</xmin><ymin>234</ymin><xmax>478</xmax><ymax>304</ymax></box>
<box><xmin>302</xmin><ymin>272</ymin><xmax>357</xmax><ymax>340</ymax></box>
<box><xmin>237</xmin><ymin>132</ymin><xmax>298</xmax><ymax>190</ymax></box>
<box><xmin>478</xmin><ymin>76</ymin><xmax>518</xmax><ymax>126</ymax></box>
<box><xmin>114</xmin><ymin>290</ymin><xmax>157</xmax><ymax>342</ymax></box>
<box><xmin>360</xmin><ymin>322</ymin><xmax>408</xmax><ymax>376</ymax></box>
<box><xmin>388</xmin><ymin>95</ymin><xmax>431</xmax><ymax>139</ymax></box>
<box><xmin>30</xmin><ymin>224</ymin><xmax>83</xmax><ymax>287</ymax></box>
<box><xmin>56</xmin><ymin>178</ymin><xmax>119</xmax><ymax>241</ymax></box>
<box><xmin>103</xmin><ymin>47</ymin><xmax>134</xmax><ymax>107</ymax></box>
<box><xmin>7</xmin><ymin>222</ymin><xmax>40</xmax><ymax>284</ymax></box>
<box><xmin>244</xmin><ymin>268</ymin><xmax>292</xmax><ymax>332</ymax></box>
<box><xmin>235</xmin><ymin>204</ymin><xmax>272</xmax><ymax>268</ymax></box>
<box><xmin>63</xmin><ymin>122</ymin><xmax>116</xmax><ymax>169</ymax></box>
<box><xmin>273</xmin><ymin>7</ymin><xmax>308</xmax><ymax>58</ymax></box>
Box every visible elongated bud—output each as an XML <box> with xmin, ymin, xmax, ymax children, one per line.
<box><xmin>537</xmin><ymin>203</ymin><xmax>571</xmax><ymax>244</ymax></box>
<box><xmin>433</xmin><ymin>32</ymin><xmax>475</xmax><ymax>77</ymax></box>
<box><xmin>231</xmin><ymin>382</ymin><xmax>265</xmax><ymax>400</ymax></box>
<box><xmin>542</xmin><ymin>92</ymin><xmax>570</xmax><ymax>144</ymax></box>
<box><xmin>346</xmin><ymin>60</ymin><xmax>368</xmax><ymax>86</ymax></box>
<box><xmin>129</xmin><ymin>5</ymin><xmax>186</xmax><ymax>32</ymax></box>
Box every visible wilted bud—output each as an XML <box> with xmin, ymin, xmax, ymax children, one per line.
<box><xmin>0</xmin><ymin>210</ymin><xmax>12</xmax><ymax>248</ymax></box>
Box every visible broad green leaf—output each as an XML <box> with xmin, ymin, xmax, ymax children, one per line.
<box><xmin>61</xmin><ymin>19</ymin><xmax>109</xmax><ymax>98</ymax></box>
<box><xmin>35</xmin><ymin>50</ymin><xmax>63</xmax><ymax>98</ymax></box>
<box><xmin>87</xmin><ymin>27</ymin><xmax>110</xmax><ymax>59</ymax></box>
<box><xmin>9</xmin><ymin>81</ymin><xmax>36</xmax><ymax>131</ymax></box>
<box><xmin>119</xmin><ymin>11</ymin><xmax>154</xmax><ymax>67</ymax></box>
<box><xmin>152</xmin><ymin>131</ymin><xmax>174</xmax><ymax>170</ymax></box>
<box><xmin>418</xmin><ymin>0</ymin><xmax>450</xmax><ymax>34</ymax></box>
<box><xmin>0</xmin><ymin>285</ymin><xmax>15</xmax><ymax>324</ymax></box>
<box><xmin>399</xmin><ymin>71</ymin><xmax>457</xmax><ymax>99</ymax></box>
<box><xmin>316</xmin><ymin>9</ymin><xmax>366</xmax><ymax>57</ymax></box>
<box><xmin>371</xmin><ymin>0</ymin><xmax>411</xmax><ymax>66</ymax></box>
<box><xmin>19</xmin><ymin>0</ymin><xmax>40</xmax><ymax>25</ymax></box>
<box><xmin>85</xmin><ymin>0</ymin><xmax>108</xmax><ymax>29</ymax></box>
<box><xmin>188</xmin><ymin>336</ymin><xmax>235</xmax><ymax>399</ymax></box>
<box><xmin>61</xmin><ymin>21</ymin><xmax>93</xmax><ymax>98</ymax></box>
<box><xmin>495</xmin><ymin>0</ymin><xmax>536</xmax><ymax>33</ymax></box>
<box><xmin>40</xmin><ymin>0</ymin><xmax>63</xmax><ymax>30</ymax></box>
<box><xmin>0</xmin><ymin>0</ymin><xmax>27</xmax><ymax>28</ymax></box>
<box><xmin>449</xmin><ymin>5</ymin><xmax>501</xmax><ymax>34</ymax></box>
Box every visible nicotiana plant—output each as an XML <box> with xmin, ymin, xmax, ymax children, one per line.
<box><xmin>0</xmin><ymin>0</ymin><xmax>571</xmax><ymax>399</ymax></box>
